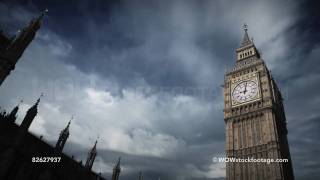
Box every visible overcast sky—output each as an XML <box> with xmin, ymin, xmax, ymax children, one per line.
<box><xmin>0</xmin><ymin>0</ymin><xmax>319</xmax><ymax>179</ymax></box>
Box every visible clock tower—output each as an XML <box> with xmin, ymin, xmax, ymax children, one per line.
<box><xmin>223</xmin><ymin>25</ymin><xmax>294</xmax><ymax>180</ymax></box>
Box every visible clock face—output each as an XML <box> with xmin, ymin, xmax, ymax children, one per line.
<box><xmin>232</xmin><ymin>81</ymin><xmax>258</xmax><ymax>103</ymax></box>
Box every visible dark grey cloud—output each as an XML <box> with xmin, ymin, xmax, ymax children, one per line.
<box><xmin>0</xmin><ymin>0</ymin><xmax>320</xmax><ymax>179</ymax></box>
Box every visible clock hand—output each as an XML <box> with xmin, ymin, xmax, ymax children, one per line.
<box><xmin>244</xmin><ymin>82</ymin><xmax>247</xmax><ymax>93</ymax></box>
<box><xmin>240</xmin><ymin>85</ymin><xmax>246</xmax><ymax>94</ymax></box>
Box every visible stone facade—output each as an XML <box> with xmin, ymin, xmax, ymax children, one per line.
<box><xmin>223</xmin><ymin>26</ymin><xmax>294</xmax><ymax>180</ymax></box>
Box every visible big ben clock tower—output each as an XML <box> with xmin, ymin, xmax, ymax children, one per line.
<box><xmin>223</xmin><ymin>25</ymin><xmax>294</xmax><ymax>180</ymax></box>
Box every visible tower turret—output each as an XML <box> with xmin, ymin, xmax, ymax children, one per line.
<box><xmin>85</xmin><ymin>140</ymin><xmax>97</xmax><ymax>170</ymax></box>
<box><xmin>223</xmin><ymin>24</ymin><xmax>294</xmax><ymax>180</ymax></box>
<box><xmin>112</xmin><ymin>157</ymin><xmax>121</xmax><ymax>180</ymax></box>
<box><xmin>236</xmin><ymin>24</ymin><xmax>260</xmax><ymax>62</ymax></box>
<box><xmin>6</xmin><ymin>9</ymin><xmax>48</xmax><ymax>60</ymax></box>
<box><xmin>55</xmin><ymin>117</ymin><xmax>72</xmax><ymax>152</ymax></box>
<box><xmin>20</xmin><ymin>96</ymin><xmax>41</xmax><ymax>130</ymax></box>
<box><xmin>0</xmin><ymin>9</ymin><xmax>47</xmax><ymax>86</ymax></box>
<box><xmin>6</xmin><ymin>100</ymin><xmax>22</xmax><ymax>122</ymax></box>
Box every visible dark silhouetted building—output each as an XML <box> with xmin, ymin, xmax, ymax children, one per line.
<box><xmin>0</xmin><ymin>98</ymin><xmax>105</xmax><ymax>180</ymax></box>
<box><xmin>0</xmin><ymin>9</ymin><xmax>127</xmax><ymax>180</ymax></box>
<box><xmin>0</xmin><ymin>9</ymin><xmax>47</xmax><ymax>86</ymax></box>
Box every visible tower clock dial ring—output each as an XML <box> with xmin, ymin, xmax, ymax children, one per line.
<box><xmin>232</xmin><ymin>80</ymin><xmax>258</xmax><ymax>103</ymax></box>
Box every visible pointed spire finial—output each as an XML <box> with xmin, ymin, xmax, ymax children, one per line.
<box><xmin>62</xmin><ymin>115</ymin><xmax>72</xmax><ymax>132</ymax></box>
<box><xmin>240</xmin><ymin>23</ymin><xmax>252</xmax><ymax>47</ymax></box>
<box><xmin>85</xmin><ymin>138</ymin><xmax>98</xmax><ymax>170</ymax></box>
<box><xmin>68</xmin><ymin>115</ymin><xmax>73</xmax><ymax>126</ymax></box>
<box><xmin>39</xmin><ymin>92</ymin><xmax>44</xmax><ymax>99</ymax></box>
<box><xmin>112</xmin><ymin>157</ymin><xmax>121</xmax><ymax>180</ymax></box>
<box><xmin>243</xmin><ymin>23</ymin><xmax>248</xmax><ymax>31</ymax></box>
<box><xmin>33</xmin><ymin>93</ymin><xmax>43</xmax><ymax>108</ymax></box>
<box><xmin>55</xmin><ymin>115</ymin><xmax>72</xmax><ymax>152</ymax></box>
<box><xmin>14</xmin><ymin>99</ymin><xmax>23</xmax><ymax>109</ymax></box>
<box><xmin>39</xmin><ymin>8</ymin><xmax>49</xmax><ymax>20</ymax></box>
<box><xmin>65</xmin><ymin>116</ymin><xmax>72</xmax><ymax>131</ymax></box>
<box><xmin>115</xmin><ymin>156</ymin><xmax>121</xmax><ymax>169</ymax></box>
<box><xmin>20</xmin><ymin>95</ymin><xmax>42</xmax><ymax>130</ymax></box>
<box><xmin>91</xmin><ymin>137</ymin><xmax>98</xmax><ymax>152</ymax></box>
<box><xmin>31</xmin><ymin>9</ymin><xmax>48</xmax><ymax>28</ymax></box>
<box><xmin>35</xmin><ymin>93</ymin><xmax>44</xmax><ymax>106</ymax></box>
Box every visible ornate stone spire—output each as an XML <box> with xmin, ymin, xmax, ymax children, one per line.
<box><xmin>240</xmin><ymin>23</ymin><xmax>253</xmax><ymax>47</ymax></box>
<box><xmin>20</xmin><ymin>95</ymin><xmax>42</xmax><ymax>130</ymax></box>
<box><xmin>37</xmin><ymin>9</ymin><xmax>49</xmax><ymax>22</ymax></box>
<box><xmin>112</xmin><ymin>157</ymin><xmax>121</xmax><ymax>180</ymax></box>
<box><xmin>85</xmin><ymin>139</ymin><xmax>98</xmax><ymax>170</ymax></box>
<box><xmin>236</xmin><ymin>24</ymin><xmax>260</xmax><ymax>61</ymax></box>
<box><xmin>30</xmin><ymin>8</ymin><xmax>48</xmax><ymax>31</ymax></box>
<box><xmin>0</xmin><ymin>9</ymin><xmax>47</xmax><ymax>86</ymax></box>
<box><xmin>28</xmin><ymin>9</ymin><xmax>48</xmax><ymax>31</ymax></box>
<box><xmin>55</xmin><ymin>116</ymin><xmax>72</xmax><ymax>152</ymax></box>
<box><xmin>115</xmin><ymin>157</ymin><xmax>121</xmax><ymax>170</ymax></box>
<box><xmin>7</xmin><ymin>100</ymin><xmax>22</xmax><ymax>122</ymax></box>
<box><xmin>7</xmin><ymin>9</ymin><xmax>48</xmax><ymax>56</ymax></box>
